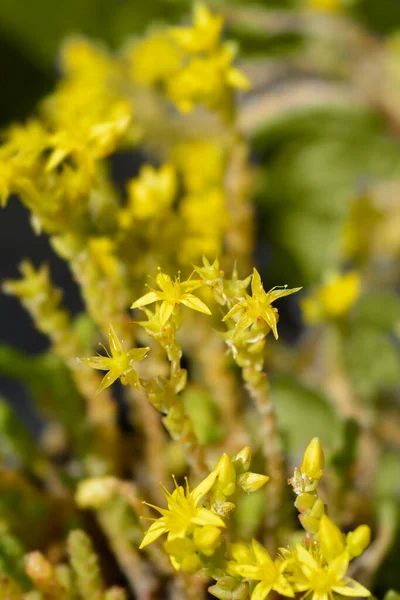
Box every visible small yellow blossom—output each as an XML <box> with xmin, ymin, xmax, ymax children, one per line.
<box><xmin>294</xmin><ymin>544</ymin><xmax>370</xmax><ymax>600</ymax></box>
<box><xmin>128</xmin><ymin>32</ymin><xmax>183</xmax><ymax>86</ymax></box>
<box><xmin>78</xmin><ymin>324</ymin><xmax>149</xmax><ymax>392</ymax></box>
<box><xmin>167</xmin><ymin>44</ymin><xmax>249</xmax><ymax>114</ymax></box>
<box><xmin>229</xmin><ymin>539</ymin><xmax>294</xmax><ymax>600</ymax></box>
<box><xmin>223</xmin><ymin>268</ymin><xmax>301</xmax><ymax>339</ymax></box>
<box><xmin>140</xmin><ymin>470</ymin><xmax>225</xmax><ymax>548</ymax></box>
<box><xmin>126</xmin><ymin>164</ymin><xmax>176</xmax><ymax>221</ymax></box>
<box><xmin>173</xmin><ymin>140</ymin><xmax>225</xmax><ymax>193</ymax></box>
<box><xmin>131</xmin><ymin>270</ymin><xmax>211</xmax><ymax>325</ymax></box>
<box><xmin>301</xmin><ymin>271</ymin><xmax>361</xmax><ymax>324</ymax></box>
<box><xmin>170</xmin><ymin>3</ymin><xmax>224</xmax><ymax>54</ymax></box>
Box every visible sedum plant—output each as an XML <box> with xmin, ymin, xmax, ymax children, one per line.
<box><xmin>0</xmin><ymin>2</ymin><xmax>399</xmax><ymax>599</ymax></box>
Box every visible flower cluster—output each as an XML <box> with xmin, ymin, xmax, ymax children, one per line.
<box><xmin>129</xmin><ymin>3</ymin><xmax>249</xmax><ymax>116</ymax></box>
<box><xmin>138</xmin><ymin>437</ymin><xmax>371</xmax><ymax>600</ymax></box>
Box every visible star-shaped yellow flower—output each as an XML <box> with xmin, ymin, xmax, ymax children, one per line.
<box><xmin>294</xmin><ymin>544</ymin><xmax>370</xmax><ymax>600</ymax></box>
<box><xmin>223</xmin><ymin>268</ymin><xmax>301</xmax><ymax>339</ymax></box>
<box><xmin>131</xmin><ymin>270</ymin><xmax>211</xmax><ymax>325</ymax></box>
<box><xmin>78</xmin><ymin>324</ymin><xmax>149</xmax><ymax>393</ymax></box>
<box><xmin>229</xmin><ymin>538</ymin><xmax>294</xmax><ymax>600</ymax></box>
<box><xmin>169</xmin><ymin>3</ymin><xmax>224</xmax><ymax>54</ymax></box>
<box><xmin>140</xmin><ymin>470</ymin><xmax>225</xmax><ymax>548</ymax></box>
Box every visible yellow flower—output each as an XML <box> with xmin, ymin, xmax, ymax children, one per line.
<box><xmin>294</xmin><ymin>544</ymin><xmax>370</xmax><ymax>600</ymax></box>
<box><xmin>169</xmin><ymin>3</ymin><xmax>224</xmax><ymax>54</ymax></box>
<box><xmin>301</xmin><ymin>271</ymin><xmax>361</xmax><ymax>324</ymax></box>
<box><xmin>131</xmin><ymin>270</ymin><xmax>211</xmax><ymax>325</ymax></box>
<box><xmin>126</xmin><ymin>164</ymin><xmax>177</xmax><ymax>220</ymax></box>
<box><xmin>229</xmin><ymin>539</ymin><xmax>294</xmax><ymax>600</ymax></box>
<box><xmin>128</xmin><ymin>32</ymin><xmax>183</xmax><ymax>86</ymax></box>
<box><xmin>167</xmin><ymin>44</ymin><xmax>249</xmax><ymax>114</ymax></box>
<box><xmin>223</xmin><ymin>268</ymin><xmax>301</xmax><ymax>339</ymax></box>
<box><xmin>78</xmin><ymin>324</ymin><xmax>149</xmax><ymax>393</ymax></box>
<box><xmin>173</xmin><ymin>140</ymin><xmax>225</xmax><ymax>193</ymax></box>
<box><xmin>140</xmin><ymin>470</ymin><xmax>225</xmax><ymax>548</ymax></box>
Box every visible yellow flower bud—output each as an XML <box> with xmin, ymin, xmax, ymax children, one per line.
<box><xmin>310</xmin><ymin>498</ymin><xmax>325</xmax><ymax>519</ymax></box>
<box><xmin>75</xmin><ymin>477</ymin><xmax>117</xmax><ymax>509</ymax></box>
<box><xmin>299</xmin><ymin>515</ymin><xmax>320</xmax><ymax>534</ymax></box>
<box><xmin>233</xmin><ymin>446</ymin><xmax>251</xmax><ymax>472</ymax></box>
<box><xmin>180</xmin><ymin>553</ymin><xmax>202</xmax><ymax>574</ymax></box>
<box><xmin>319</xmin><ymin>515</ymin><xmax>345</xmax><ymax>562</ymax></box>
<box><xmin>237</xmin><ymin>472</ymin><xmax>269</xmax><ymax>493</ymax></box>
<box><xmin>301</xmin><ymin>437</ymin><xmax>325</xmax><ymax>480</ymax></box>
<box><xmin>194</xmin><ymin>525</ymin><xmax>222</xmax><ymax>555</ymax></box>
<box><xmin>295</xmin><ymin>493</ymin><xmax>317</xmax><ymax>514</ymax></box>
<box><xmin>217</xmin><ymin>454</ymin><xmax>236</xmax><ymax>496</ymax></box>
<box><xmin>346</xmin><ymin>525</ymin><xmax>371</xmax><ymax>558</ymax></box>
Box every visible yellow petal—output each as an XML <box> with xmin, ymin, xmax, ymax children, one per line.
<box><xmin>181</xmin><ymin>295</ymin><xmax>211</xmax><ymax>315</ymax></box>
<box><xmin>139</xmin><ymin>519</ymin><xmax>168</xmax><ymax>548</ymax></box>
<box><xmin>251</xmin><ymin>539</ymin><xmax>274</xmax><ymax>571</ymax></box>
<box><xmin>131</xmin><ymin>291</ymin><xmax>159</xmax><ymax>309</ymax></box>
<box><xmin>97</xmin><ymin>369</ymin><xmax>121</xmax><ymax>393</ymax></box>
<box><xmin>332</xmin><ymin>580</ymin><xmax>370</xmax><ymax>598</ymax></box>
<box><xmin>159</xmin><ymin>301</ymin><xmax>174</xmax><ymax>325</ymax></box>
<box><xmin>191</xmin><ymin>469</ymin><xmax>219</xmax><ymax>505</ymax></box>
<box><xmin>252</xmin><ymin>581</ymin><xmax>273</xmax><ymax>600</ymax></box>
<box><xmin>192</xmin><ymin>507</ymin><xmax>226</xmax><ymax>529</ymax></box>
<box><xmin>108</xmin><ymin>324</ymin><xmax>122</xmax><ymax>357</ymax></box>
<box><xmin>78</xmin><ymin>356</ymin><xmax>110</xmax><ymax>370</ymax></box>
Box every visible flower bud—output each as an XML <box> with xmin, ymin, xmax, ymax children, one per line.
<box><xmin>319</xmin><ymin>515</ymin><xmax>345</xmax><ymax>562</ymax></box>
<box><xmin>301</xmin><ymin>437</ymin><xmax>325</xmax><ymax>480</ymax></box>
<box><xmin>299</xmin><ymin>514</ymin><xmax>320</xmax><ymax>534</ymax></box>
<box><xmin>75</xmin><ymin>477</ymin><xmax>117</xmax><ymax>509</ymax></box>
<box><xmin>233</xmin><ymin>447</ymin><xmax>251</xmax><ymax>473</ymax></box>
<box><xmin>181</xmin><ymin>552</ymin><xmax>202</xmax><ymax>574</ymax></box>
<box><xmin>295</xmin><ymin>493</ymin><xmax>317</xmax><ymax>514</ymax></box>
<box><xmin>346</xmin><ymin>525</ymin><xmax>371</xmax><ymax>558</ymax></box>
<box><xmin>217</xmin><ymin>454</ymin><xmax>236</xmax><ymax>496</ymax></box>
<box><xmin>209</xmin><ymin>577</ymin><xmax>249</xmax><ymax>600</ymax></box>
<box><xmin>310</xmin><ymin>498</ymin><xmax>325</xmax><ymax>519</ymax></box>
<box><xmin>237</xmin><ymin>472</ymin><xmax>269</xmax><ymax>493</ymax></box>
<box><xmin>194</xmin><ymin>526</ymin><xmax>222</xmax><ymax>555</ymax></box>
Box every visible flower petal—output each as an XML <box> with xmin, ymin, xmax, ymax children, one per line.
<box><xmin>230</xmin><ymin>564</ymin><xmax>263</xmax><ymax>580</ymax></box>
<box><xmin>266</xmin><ymin>286</ymin><xmax>302</xmax><ymax>304</ymax></box>
<box><xmin>192</xmin><ymin>507</ymin><xmax>226</xmax><ymax>528</ymax></box>
<box><xmin>251</xmin><ymin>268</ymin><xmax>264</xmax><ymax>297</ymax></box>
<box><xmin>296</xmin><ymin>544</ymin><xmax>319</xmax><ymax>577</ymax></box>
<box><xmin>332</xmin><ymin>580</ymin><xmax>370</xmax><ymax>597</ymax></box>
<box><xmin>191</xmin><ymin>469</ymin><xmax>219</xmax><ymax>505</ymax></box>
<box><xmin>251</xmin><ymin>539</ymin><xmax>274</xmax><ymax>571</ymax></box>
<box><xmin>131</xmin><ymin>291</ymin><xmax>159</xmax><ymax>309</ymax></box>
<box><xmin>159</xmin><ymin>301</ymin><xmax>174</xmax><ymax>325</ymax></box>
<box><xmin>97</xmin><ymin>369</ymin><xmax>122</xmax><ymax>393</ymax></box>
<box><xmin>108</xmin><ymin>324</ymin><xmax>122</xmax><ymax>357</ymax></box>
<box><xmin>181</xmin><ymin>295</ymin><xmax>211</xmax><ymax>315</ymax></box>
<box><xmin>252</xmin><ymin>581</ymin><xmax>272</xmax><ymax>600</ymax></box>
<box><xmin>78</xmin><ymin>356</ymin><xmax>110</xmax><ymax>370</ymax></box>
<box><xmin>128</xmin><ymin>347</ymin><xmax>150</xmax><ymax>363</ymax></box>
<box><xmin>139</xmin><ymin>519</ymin><xmax>167</xmax><ymax>548</ymax></box>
